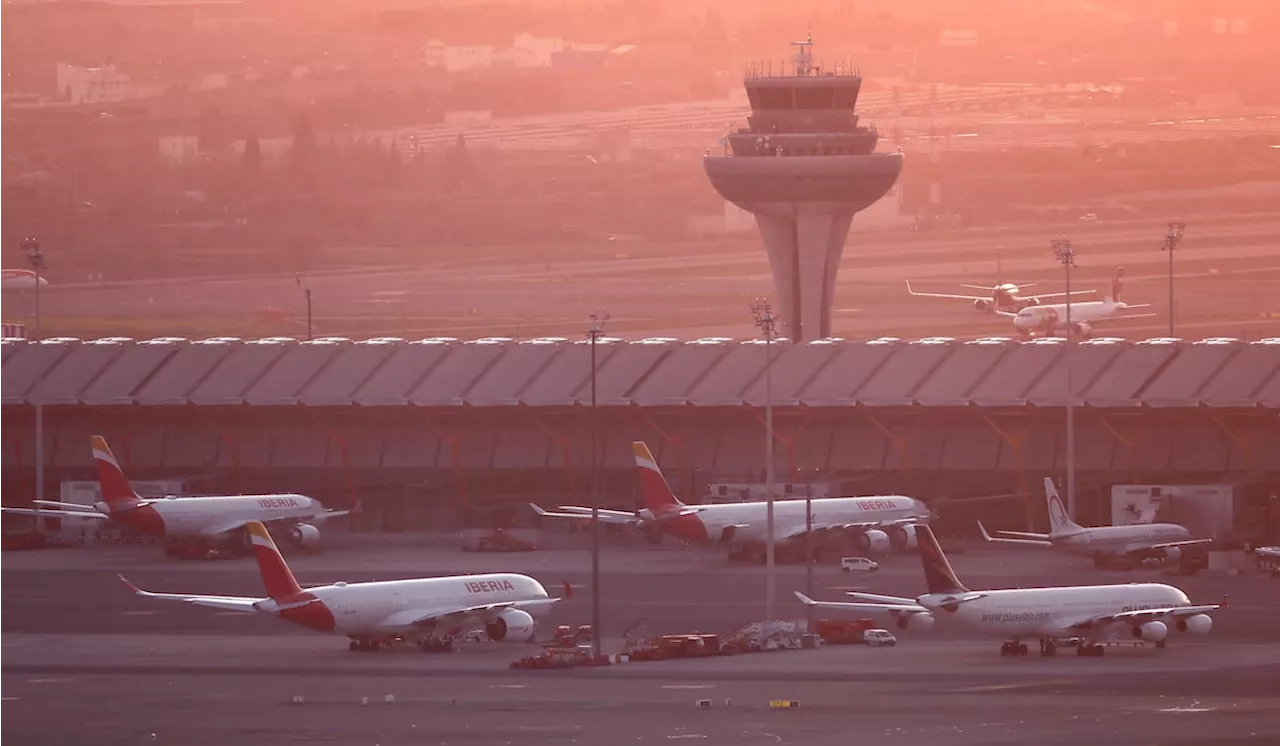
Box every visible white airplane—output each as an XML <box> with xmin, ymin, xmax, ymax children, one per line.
<box><xmin>998</xmin><ymin>266</ymin><xmax>1156</xmax><ymax>339</ymax></box>
<box><xmin>120</xmin><ymin>522</ymin><xmax>565</xmax><ymax>652</ymax></box>
<box><xmin>977</xmin><ymin>477</ymin><xmax>1212</xmax><ymax>568</ymax></box>
<box><xmin>905</xmin><ymin>279</ymin><xmax>1095</xmax><ymax>314</ymax></box>
<box><xmin>531</xmin><ymin>441</ymin><xmax>932</xmax><ymax>559</ymax></box>
<box><xmin>1</xmin><ymin>436</ymin><xmax>355</xmax><ymax>554</ymax></box>
<box><xmin>795</xmin><ymin>524</ymin><xmax>1226</xmax><ymax>658</ymax></box>
<box><xmin>1</xmin><ymin>269</ymin><xmax>48</xmax><ymax>290</ymax></box>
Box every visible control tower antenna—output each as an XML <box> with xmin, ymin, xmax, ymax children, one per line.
<box><xmin>791</xmin><ymin>30</ymin><xmax>815</xmax><ymax>76</ymax></box>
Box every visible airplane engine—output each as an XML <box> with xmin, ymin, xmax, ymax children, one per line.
<box><xmin>643</xmin><ymin>523</ymin><xmax>664</xmax><ymax>544</ymax></box>
<box><xmin>1070</xmin><ymin>322</ymin><xmax>1093</xmax><ymax>339</ymax></box>
<box><xmin>896</xmin><ymin>612</ymin><xmax>936</xmax><ymax>632</ymax></box>
<box><xmin>289</xmin><ymin>524</ymin><xmax>321</xmax><ymax>547</ymax></box>
<box><xmin>887</xmin><ymin>525</ymin><xmax>919</xmax><ymax>552</ymax></box>
<box><xmin>718</xmin><ymin>526</ymin><xmax>738</xmax><ymax>544</ymax></box>
<box><xmin>1022</xmin><ymin>297</ymin><xmax>1041</xmax><ymax>308</ymax></box>
<box><xmin>973</xmin><ymin>299</ymin><xmax>993</xmax><ymax>311</ymax></box>
<box><xmin>1163</xmin><ymin>546</ymin><xmax>1182</xmax><ymax>562</ymax></box>
<box><xmin>854</xmin><ymin>529</ymin><xmax>891</xmax><ymax>555</ymax></box>
<box><xmin>1176</xmin><ymin>614</ymin><xmax>1213</xmax><ymax>635</ymax></box>
<box><xmin>484</xmin><ymin>609</ymin><xmax>536</xmax><ymax>642</ymax></box>
<box><xmin>1133</xmin><ymin>621</ymin><xmax>1169</xmax><ymax>643</ymax></box>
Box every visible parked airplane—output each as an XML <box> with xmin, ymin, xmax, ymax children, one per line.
<box><xmin>977</xmin><ymin>477</ymin><xmax>1212</xmax><ymax>568</ymax></box>
<box><xmin>795</xmin><ymin>524</ymin><xmax>1225</xmax><ymax>657</ymax></box>
<box><xmin>905</xmin><ymin>279</ymin><xmax>1095</xmax><ymax>314</ymax></box>
<box><xmin>998</xmin><ymin>267</ymin><xmax>1156</xmax><ymax>339</ymax></box>
<box><xmin>1</xmin><ymin>436</ymin><xmax>355</xmax><ymax>556</ymax></box>
<box><xmin>1</xmin><ymin>269</ymin><xmax>48</xmax><ymax>290</ymax></box>
<box><xmin>120</xmin><ymin>522</ymin><xmax>565</xmax><ymax>652</ymax></box>
<box><xmin>531</xmin><ymin>441</ymin><xmax>932</xmax><ymax>560</ymax></box>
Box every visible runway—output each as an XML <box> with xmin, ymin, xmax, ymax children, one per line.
<box><xmin>8</xmin><ymin>214</ymin><xmax>1280</xmax><ymax>342</ymax></box>
<box><xmin>4</xmin><ymin>542</ymin><xmax>1278</xmax><ymax>744</ymax></box>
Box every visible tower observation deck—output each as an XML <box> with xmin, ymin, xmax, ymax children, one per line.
<box><xmin>703</xmin><ymin>34</ymin><xmax>903</xmax><ymax>341</ymax></box>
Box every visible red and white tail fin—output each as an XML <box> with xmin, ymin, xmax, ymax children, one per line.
<box><xmin>1107</xmin><ymin>266</ymin><xmax>1125</xmax><ymax>303</ymax></box>
<box><xmin>245</xmin><ymin>522</ymin><xmax>304</xmax><ymax>600</ymax></box>
<box><xmin>632</xmin><ymin>441</ymin><xmax>684</xmax><ymax>514</ymax></box>
<box><xmin>90</xmin><ymin>436</ymin><xmax>142</xmax><ymax>511</ymax></box>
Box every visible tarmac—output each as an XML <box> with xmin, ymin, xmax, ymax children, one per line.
<box><xmin>4</xmin><ymin>540</ymin><xmax>1279</xmax><ymax>744</ymax></box>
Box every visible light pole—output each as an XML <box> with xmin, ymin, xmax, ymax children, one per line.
<box><xmin>23</xmin><ymin>238</ymin><xmax>46</xmax><ymax>529</ymax></box>
<box><xmin>1162</xmin><ymin>222</ymin><xmax>1186</xmax><ymax>338</ymax></box>
<box><xmin>296</xmin><ymin>275</ymin><xmax>313</xmax><ymax>341</ymax></box>
<box><xmin>1051</xmin><ymin>237</ymin><xmax>1077</xmax><ymax>523</ymax></box>
<box><xmin>804</xmin><ymin>471</ymin><xmax>814</xmax><ymax>630</ymax></box>
<box><xmin>587</xmin><ymin>309</ymin><xmax>609</xmax><ymax>658</ymax></box>
<box><xmin>751</xmin><ymin>298</ymin><xmax>778</xmax><ymax>622</ymax></box>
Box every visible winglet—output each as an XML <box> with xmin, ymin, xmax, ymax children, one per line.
<box><xmin>977</xmin><ymin>521</ymin><xmax>993</xmax><ymax>541</ymax></box>
<box><xmin>118</xmin><ymin>574</ymin><xmax>142</xmax><ymax>595</ymax></box>
<box><xmin>563</xmin><ymin>580</ymin><xmax>573</xmax><ymax>599</ymax></box>
<box><xmin>1221</xmin><ymin>594</ymin><xmax>1229</xmax><ymax>610</ymax></box>
<box><xmin>794</xmin><ymin>591</ymin><xmax>815</xmax><ymax>605</ymax></box>
<box><xmin>529</xmin><ymin>503</ymin><xmax>549</xmax><ymax>517</ymax></box>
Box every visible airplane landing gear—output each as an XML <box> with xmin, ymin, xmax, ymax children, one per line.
<box><xmin>1038</xmin><ymin>639</ymin><xmax>1057</xmax><ymax>657</ymax></box>
<box><xmin>419</xmin><ymin>637</ymin><xmax>453</xmax><ymax>654</ymax></box>
<box><xmin>1000</xmin><ymin>641</ymin><xmax>1029</xmax><ymax>657</ymax></box>
<box><xmin>349</xmin><ymin>638</ymin><xmax>382</xmax><ymax>652</ymax></box>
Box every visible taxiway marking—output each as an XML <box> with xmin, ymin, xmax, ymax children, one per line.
<box><xmin>119</xmin><ymin>611</ymin><xmax>161</xmax><ymax>616</ymax></box>
<box><xmin>661</xmin><ymin>685</ymin><xmax>716</xmax><ymax>690</ymax></box>
<box><xmin>944</xmin><ymin>678</ymin><xmax>1078</xmax><ymax>693</ymax></box>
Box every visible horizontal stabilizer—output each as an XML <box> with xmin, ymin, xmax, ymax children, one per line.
<box><xmin>978</xmin><ymin>521</ymin><xmax>1053</xmax><ymax>546</ymax></box>
<box><xmin>794</xmin><ymin>591</ymin><xmax>927</xmax><ymax>615</ymax></box>
<box><xmin>2</xmin><ymin>506</ymin><xmax>107</xmax><ymax>519</ymax></box>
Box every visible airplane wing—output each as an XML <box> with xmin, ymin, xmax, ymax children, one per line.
<box><xmin>1031</xmin><ymin>289</ymin><xmax>1097</xmax><ymax>300</ymax></box>
<box><xmin>781</xmin><ymin>517</ymin><xmax>921</xmax><ymax>542</ymax></box>
<box><xmin>905</xmin><ymin>280</ymin><xmax>986</xmax><ymax>302</ymax></box>
<box><xmin>35</xmin><ymin>499</ymin><xmax>107</xmax><ymax>511</ymax></box>
<box><xmin>529</xmin><ymin>503</ymin><xmax>643</xmax><ymax>525</ymax></box>
<box><xmin>1053</xmin><ymin>598</ymin><xmax>1227</xmax><ymax>634</ymax></box>
<box><xmin>1091</xmin><ymin>312</ymin><xmax>1159</xmax><ymax>322</ymax></box>
<box><xmin>2</xmin><ymin>506</ymin><xmax>108</xmax><ymax>519</ymax></box>
<box><xmin>960</xmin><ymin>283</ymin><xmax>1038</xmax><ymax>291</ymax></box>
<box><xmin>118</xmin><ymin>575</ymin><xmax>262</xmax><ymax>613</ymax></box>
<box><xmin>1122</xmin><ymin>538</ymin><xmax>1214</xmax><ymax>556</ymax></box>
<box><xmin>978</xmin><ymin>522</ymin><xmax>1053</xmax><ymax>547</ymax></box>
<box><xmin>794</xmin><ymin>592</ymin><xmax>928</xmax><ymax>615</ymax></box>
<box><xmin>374</xmin><ymin>597</ymin><xmax>562</xmax><ymax>631</ymax></box>
<box><xmin>307</xmin><ymin>502</ymin><xmax>362</xmax><ymax>523</ymax></box>
<box><xmin>200</xmin><ymin>520</ymin><xmax>254</xmax><ymax>537</ymax></box>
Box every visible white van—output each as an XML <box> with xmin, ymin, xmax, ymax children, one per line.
<box><xmin>840</xmin><ymin>556</ymin><xmax>880</xmax><ymax>573</ymax></box>
<box><xmin>863</xmin><ymin>629</ymin><xmax>897</xmax><ymax>647</ymax></box>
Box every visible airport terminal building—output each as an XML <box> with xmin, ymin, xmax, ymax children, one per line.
<box><xmin>3</xmin><ymin>334</ymin><xmax>1278</xmax><ymax>539</ymax></box>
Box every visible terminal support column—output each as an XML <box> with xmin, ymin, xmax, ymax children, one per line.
<box><xmin>867</xmin><ymin>414</ymin><xmax>916</xmax><ymax>493</ymax></box>
<box><xmin>422</xmin><ymin>417</ymin><xmax>470</xmax><ymax>510</ymax></box>
<box><xmin>1098</xmin><ymin>415</ymin><xmax>1147</xmax><ymax>483</ymax></box>
<box><xmin>533</xmin><ymin>417</ymin><xmax>579</xmax><ymax>504</ymax></box>
<box><xmin>747</xmin><ymin>411</ymin><xmax>811</xmax><ymax>479</ymax></box>
<box><xmin>1211</xmin><ymin>415</ymin><xmax>1257</xmax><ymax>472</ymax></box>
<box><xmin>311</xmin><ymin>416</ymin><xmax>356</xmax><ymax>514</ymax></box>
<box><xmin>215</xmin><ymin>430</ymin><xmax>241</xmax><ymax>493</ymax></box>
<box><xmin>982</xmin><ymin>415</ymin><xmax>1034</xmax><ymax>531</ymax></box>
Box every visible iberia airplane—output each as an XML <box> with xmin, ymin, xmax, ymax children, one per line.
<box><xmin>1</xmin><ymin>269</ymin><xmax>48</xmax><ymax>290</ymax></box>
<box><xmin>532</xmin><ymin>441</ymin><xmax>932</xmax><ymax>560</ymax></box>
<box><xmin>1</xmin><ymin>436</ymin><xmax>354</xmax><ymax>554</ymax></box>
<box><xmin>121</xmin><ymin>522</ymin><xmax>566</xmax><ymax>652</ymax></box>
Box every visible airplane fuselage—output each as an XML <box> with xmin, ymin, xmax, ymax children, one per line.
<box><xmin>263</xmin><ymin>573</ymin><xmax>551</xmax><ymax>636</ymax></box>
<box><xmin>918</xmin><ymin>583</ymin><xmax>1192</xmax><ymax>638</ymax></box>
<box><xmin>100</xmin><ymin>493</ymin><xmax>327</xmax><ymax>538</ymax></box>
<box><xmin>662</xmin><ymin>495</ymin><xmax>928</xmax><ymax>545</ymax></box>
<box><xmin>1013</xmin><ymin>299</ymin><xmax>1131</xmax><ymax>332</ymax></box>
<box><xmin>1052</xmin><ymin>523</ymin><xmax>1193</xmax><ymax>557</ymax></box>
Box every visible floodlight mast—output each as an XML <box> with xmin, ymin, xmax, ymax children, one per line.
<box><xmin>23</xmin><ymin>237</ymin><xmax>46</xmax><ymax>530</ymax></box>
<box><xmin>1051</xmin><ymin>237</ymin><xmax>1077</xmax><ymax>522</ymax></box>
<box><xmin>1162</xmin><ymin>222</ymin><xmax>1186</xmax><ymax>338</ymax></box>
<box><xmin>587</xmin><ymin>309</ymin><xmax>610</xmax><ymax>658</ymax></box>
<box><xmin>751</xmin><ymin>298</ymin><xmax>778</xmax><ymax>622</ymax></box>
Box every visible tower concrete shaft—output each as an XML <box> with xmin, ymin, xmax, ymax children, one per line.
<box><xmin>703</xmin><ymin>34</ymin><xmax>903</xmax><ymax>340</ymax></box>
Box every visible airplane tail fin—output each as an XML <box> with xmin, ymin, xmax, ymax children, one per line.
<box><xmin>245</xmin><ymin>522</ymin><xmax>304</xmax><ymax>600</ymax></box>
<box><xmin>90</xmin><ymin>436</ymin><xmax>142</xmax><ymax>511</ymax></box>
<box><xmin>915</xmin><ymin>524</ymin><xmax>969</xmax><ymax>595</ymax></box>
<box><xmin>1106</xmin><ymin>267</ymin><xmax>1124</xmax><ymax>302</ymax></box>
<box><xmin>1045</xmin><ymin>477</ymin><xmax>1084</xmax><ymax>536</ymax></box>
<box><xmin>632</xmin><ymin>441</ymin><xmax>685</xmax><ymax>514</ymax></box>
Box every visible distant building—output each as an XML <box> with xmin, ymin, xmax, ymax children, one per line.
<box><xmin>423</xmin><ymin>33</ymin><xmax>621</xmax><ymax>72</ymax></box>
<box><xmin>56</xmin><ymin>63</ymin><xmax>132</xmax><ymax>105</ymax></box>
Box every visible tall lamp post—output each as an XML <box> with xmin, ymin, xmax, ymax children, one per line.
<box><xmin>750</xmin><ymin>298</ymin><xmax>778</xmax><ymax>622</ymax></box>
<box><xmin>1051</xmin><ymin>237</ymin><xmax>1077</xmax><ymax>522</ymax></box>
<box><xmin>296</xmin><ymin>275</ymin><xmax>313</xmax><ymax>341</ymax></box>
<box><xmin>587</xmin><ymin>310</ymin><xmax>610</xmax><ymax>658</ymax></box>
<box><xmin>804</xmin><ymin>469</ymin><xmax>815</xmax><ymax>630</ymax></box>
<box><xmin>23</xmin><ymin>238</ymin><xmax>46</xmax><ymax>528</ymax></box>
<box><xmin>1162</xmin><ymin>222</ymin><xmax>1186</xmax><ymax>338</ymax></box>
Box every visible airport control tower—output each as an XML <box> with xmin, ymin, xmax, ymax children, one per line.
<box><xmin>704</xmin><ymin>34</ymin><xmax>903</xmax><ymax>341</ymax></box>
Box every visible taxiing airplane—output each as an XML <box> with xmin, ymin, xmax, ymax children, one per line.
<box><xmin>1</xmin><ymin>269</ymin><xmax>48</xmax><ymax>290</ymax></box>
<box><xmin>531</xmin><ymin>441</ymin><xmax>932</xmax><ymax>559</ymax></box>
<box><xmin>795</xmin><ymin>523</ymin><xmax>1225</xmax><ymax>657</ymax></box>
<box><xmin>998</xmin><ymin>266</ymin><xmax>1156</xmax><ymax>339</ymax></box>
<box><xmin>978</xmin><ymin>477</ymin><xmax>1212</xmax><ymax>568</ymax></box>
<box><xmin>121</xmin><ymin>522</ymin><xmax>565</xmax><ymax>652</ymax></box>
<box><xmin>905</xmin><ymin>279</ymin><xmax>1095</xmax><ymax>314</ymax></box>
<box><xmin>1</xmin><ymin>436</ymin><xmax>355</xmax><ymax>555</ymax></box>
